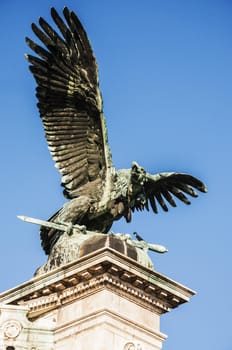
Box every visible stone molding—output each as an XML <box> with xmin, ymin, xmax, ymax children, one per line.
<box><xmin>20</xmin><ymin>273</ymin><xmax>171</xmax><ymax>320</ymax></box>
<box><xmin>0</xmin><ymin>248</ymin><xmax>195</xmax><ymax>350</ymax></box>
<box><xmin>53</xmin><ymin>308</ymin><xmax>166</xmax><ymax>345</ymax></box>
<box><xmin>0</xmin><ymin>248</ymin><xmax>195</xmax><ymax>321</ymax></box>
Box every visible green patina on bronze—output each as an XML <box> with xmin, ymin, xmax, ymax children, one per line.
<box><xmin>25</xmin><ymin>7</ymin><xmax>207</xmax><ymax>258</ymax></box>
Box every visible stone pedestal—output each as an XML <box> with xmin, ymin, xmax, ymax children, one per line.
<box><xmin>0</xmin><ymin>247</ymin><xmax>195</xmax><ymax>350</ymax></box>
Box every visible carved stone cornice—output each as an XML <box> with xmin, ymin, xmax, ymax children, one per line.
<box><xmin>0</xmin><ymin>248</ymin><xmax>195</xmax><ymax>320</ymax></box>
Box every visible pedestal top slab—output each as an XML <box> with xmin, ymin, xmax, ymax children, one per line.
<box><xmin>0</xmin><ymin>247</ymin><xmax>195</xmax><ymax>320</ymax></box>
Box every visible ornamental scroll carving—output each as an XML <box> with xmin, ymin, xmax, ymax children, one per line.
<box><xmin>2</xmin><ymin>320</ymin><xmax>22</xmax><ymax>339</ymax></box>
<box><xmin>123</xmin><ymin>342</ymin><xmax>143</xmax><ymax>350</ymax></box>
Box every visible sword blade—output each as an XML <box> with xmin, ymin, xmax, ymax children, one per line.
<box><xmin>133</xmin><ymin>240</ymin><xmax>168</xmax><ymax>253</ymax></box>
<box><xmin>17</xmin><ymin>215</ymin><xmax>67</xmax><ymax>231</ymax></box>
<box><xmin>147</xmin><ymin>243</ymin><xmax>168</xmax><ymax>253</ymax></box>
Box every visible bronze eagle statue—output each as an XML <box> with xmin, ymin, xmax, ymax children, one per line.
<box><xmin>26</xmin><ymin>7</ymin><xmax>207</xmax><ymax>255</ymax></box>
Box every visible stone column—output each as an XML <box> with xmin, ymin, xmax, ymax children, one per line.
<box><xmin>0</xmin><ymin>247</ymin><xmax>195</xmax><ymax>350</ymax></box>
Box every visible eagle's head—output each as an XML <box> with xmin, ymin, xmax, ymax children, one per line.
<box><xmin>127</xmin><ymin>162</ymin><xmax>147</xmax><ymax>209</ymax></box>
<box><xmin>131</xmin><ymin>161</ymin><xmax>147</xmax><ymax>186</ymax></box>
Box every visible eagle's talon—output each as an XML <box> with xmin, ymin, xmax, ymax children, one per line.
<box><xmin>66</xmin><ymin>223</ymin><xmax>73</xmax><ymax>236</ymax></box>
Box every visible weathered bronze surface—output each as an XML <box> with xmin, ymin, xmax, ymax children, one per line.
<box><xmin>26</xmin><ymin>7</ymin><xmax>207</xmax><ymax>255</ymax></box>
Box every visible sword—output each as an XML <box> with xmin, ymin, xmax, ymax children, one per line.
<box><xmin>133</xmin><ymin>232</ymin><xmax>168</xmax><ymax>253</ymax></box>
<box><xmin>17</xmin><ymin>215</ymin><xmax>86</xmax><ymax>234</ymax></box>
<box><xmin>17</xmin><ymin>216</ymin><xmax>168</xmax><ymax>253</ymax></box>
<box><xmin>132</xmin><ymin>240</ymin><xmax>168</xmax><ymax>254</ymax></box>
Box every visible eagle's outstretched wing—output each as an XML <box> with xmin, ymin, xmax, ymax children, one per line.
<box><xmin>26</xmin><ymin>7</ymin><xmax>113</xmax><ymax>200</ymax></box>
<box><xmin>143</xmin><ymin>172</ymin><xmax>207</xmax><ymax>213</ymax></box>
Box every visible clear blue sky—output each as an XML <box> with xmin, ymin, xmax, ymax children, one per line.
<box><xmin>0</xmin><ymin>1</ymin><xmax>231</xmax><ymax>349</ymax></box>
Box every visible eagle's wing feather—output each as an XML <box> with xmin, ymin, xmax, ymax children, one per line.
<box><xmin>26</xmin><ymin>7</ymin><xmax>113</xmax><ymax>199</ymax></box>
<box><xmin>144</xmin><ymin>173</ymin><xmax>207</xmax><ymax>213</ymax></box>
